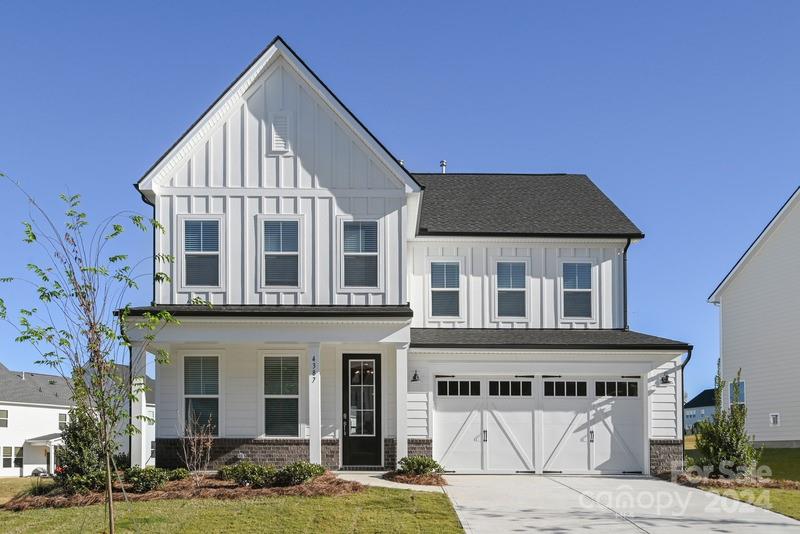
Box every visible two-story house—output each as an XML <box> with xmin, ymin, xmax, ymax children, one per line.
<box><xmin>683</xmin><ymin>388</ymin><xmax>714</xmax><ymax>435</ymax></box>
<box><xmin>124</xmin><ymin>36</ymin><xmax>691</xmax><ymax>476</ymax></box>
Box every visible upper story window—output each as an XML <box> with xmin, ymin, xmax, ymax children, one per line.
<box><xmin>264</xmin><ymin>356</ymin><xmax>299</xmax><ymax>437</ymax></box>
<box><xmin>0</xmin><ymin>409</ymin><xmax>7</xmax><ymax>427</ymax></box>
<box><xmin>497</xmin><ymin>262</ymin><xmax>526</xmax><ymax>317</ymax></box>
<box><xmin>58</xmin><ymin>413</ymin><xmax>67</xmax><ymax>431</ymax></box>
<box><xmin>431</xmin><ymin>262</ymin><xmax>460</xmax><ymax>317</ymax></box>
<box><xmin>264</xmin><ymin>220</ymin><xmax>299</xmax><ymax>287</ymax></box>
<box><xmin>562</xmin><ymin>262</ymin><xmax>592</xmax><ymax>318</ymax></box>
<box><xmin>729</xmin><ymin>381</ymin><xmax>745</xmax><ymax>406</ymax></box>
<box><xmin>184</xmin><ymin>355</ymin><xmax>219</xmax><ymax>436</ymax></box>
<box><xmin>343</xmin><ymin>221</ymin><xmax>378</xmax><ymax>288</ymax></box>
<box><xmin>184</xmin><ymin>220</ymin><xmax>220</xmax><ymax>287</ymax></box>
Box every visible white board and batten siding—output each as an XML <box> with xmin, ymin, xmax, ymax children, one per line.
<box><xmin>153</xmin><ymin>58</ymin><xmax>408</xmax><ymax>307</ymax></box>
<box><xmin>409</xmin><ymin>241</ymin><xmax>625</xmax><ymax>329</ymax></box>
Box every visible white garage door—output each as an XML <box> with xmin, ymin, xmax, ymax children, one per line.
<box><xmin>434</xmin><ymin>375</ymin><xmax>644</xmax><ymax>474</ymax></box>
<box><xmin>433</xmin><ymin>377</ymin><xmax>535</xmax><ymax>473</ymax></box>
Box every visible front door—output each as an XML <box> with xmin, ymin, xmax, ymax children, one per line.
<box><xmin>342</xmin><ymin>354</ymin><xmax>381</xmax><ymax>466</ymax></box>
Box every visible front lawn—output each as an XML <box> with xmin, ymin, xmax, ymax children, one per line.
<box><xmin>685</xmin><ymin>445</ymin><xmax>800</xmax><ymax>482</ymax></box>
<box><xmin>0</xmin><ymin>478</ymin><xmax>53</xmax><ymax>505</ymax></box>
<box><xmin>0</xmin><ymin>482</ymin><xmax>462</xmax><ymax>533</ymax></box>
<box><xmin>704</xmin><ymin>487</ymin><xmax>800</xmax><ymax>521</ymax></box>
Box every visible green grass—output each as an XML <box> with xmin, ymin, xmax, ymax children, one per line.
<box><xmin>704</xmin><ymin>487</ymin><xmax>800</xmax><ymax>521</ymax></box>
<box><xmin>685</xmin><ymin>446</ymin><xmax>800</xmax><ymax>482</ymax></box>
<box><xmin>0</xmin><ymin>478</ymin><xmax>54</xmax><ymax>505</ymax></box>
<box><xmin>0</xmin><ymin>483</ymin><xmax>462</xmax><ymax>534</ymax></box>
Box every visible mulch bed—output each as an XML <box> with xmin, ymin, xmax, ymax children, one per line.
<box><xmin>676</xmin><ymin>473</ymin><xmax>800</xmax><ymax>491</ymax></box>
<box><xmin>3</xmin><ymin>472</ymin><xmax>363</xmax><ymax>512</ymax></box>
<box><xmin>383</xmin><ymin>471</ymin><xmax>446</xmax><ymax>486</ymax></box>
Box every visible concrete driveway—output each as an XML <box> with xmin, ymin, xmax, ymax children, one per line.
<box><xmin>443</xmin><ymin>475</ymin><xmax>800</xmax><ymax>533</ymax></box>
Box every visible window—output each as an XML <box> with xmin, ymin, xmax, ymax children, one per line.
<box><xmin>2</xmin><ymin>447</ymin><xmax>10</xmax><ymax>468</ymax></box>
<box><xmin>497</xmin><ymin>262</ymin><xmax>526</xmax><ymax>317</ymax></box>
<box><xmin>184</xmin><ymin>356</ymin><xmax>219</xmax><ymax>435</ymax></box>
<box><xmin>544</xmin><ymin>380</ymin><xmax>587</xmax><ymax>397</ymax></box>
<box><xmin>264</xmin><ymin>356</ymin><xmax>299</xmax><ymax>436</ymax></box>
<box><xmin>729</xmin><ymin>381</ymin><xmax>745</xmax><ymax>406</ymax></box>
<box><xmin>264</xmin><ymin>220</ymin><xmax>299</xmax><ymax>287</ymax></box>
<box><xmin>58</xmin><ymin>413</ymin><xmax>67</xmax><ymax>431</ymax></box>
<box><xmin>595</xmin><ymin>381</ymin><xmax>638</xmax><ymax>397</ymax></box>
<box><xmin>700</xmin><ymin>409</ymin><xmax>705</xmax><ymax>416</ymax></box>
<box><xmin>348</xmin><ymin>360</ymin><xmax>376</xmax><ymax>436</ymax></box>
<box><xmin>431</xmin><ymin>262</ymin><xmax>460</xmax><ymax>317</ymax></box>
<box><xmin>13</xmin><ymin>447</ymin><xmax>22</xmax><ymax>468</ymax></box>
<box><xmin>0</xmin><ymin>409</ymin><xmax>7</xmax><ymax>428</ymax></box>
<box><xmin>184</xmin><ymin>220</ymin><xmax>220</xmax><ymax>287</ymax></box>
<box><xmin>437</xmin><ymin>379</ymin><xmax>480</xmax><ymax>397</ymax></box>
<box><xmin>343</xmin><ymin>221</ymin><xmax>378</xmax><ymax>287</ymax></box>
<box><xmin>770</xmin><ymin>413</ymin><xmax>780</xmax><ymax>427</ymax></box>
<box><xmin>150</xmin><ymin>441</ymin><xmax>156</xmax><ymax>458</ymax></box>
<box><xmin>489</xmin><ymin>380</ymin><xmax>532</xmax><ymax>397</ymax></box>
<box><xmin>562</xmin><ymin>262</ymin><xmax>592</xmax><ymax>318</ymax></box>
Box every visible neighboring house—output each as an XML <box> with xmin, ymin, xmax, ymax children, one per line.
<box><xmin>124</xmin><ymin>36</ymin><xmax>691</xmax><ymax>476</ymax></box>
<box><xmin>683</xmin><ymin>388</ymin><xmax>714</xmax><ymax>434</ymax></box>
<box><xmin>709</xmin><ymin>186</ymin><xmax>800</xmax><ymax>447</ymax></box>
<box><xmin>0</xmin><ymin>362</ymin><xmax>156</xmax><ymax>477</ymax></box>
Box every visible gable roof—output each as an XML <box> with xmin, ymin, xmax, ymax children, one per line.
<box><xmin>684</xmin><ymin>388</ymin><xmax>715</xmax><ymax>409</ymax></box>
<box><xmin>136</xmin><ymin>36</ymin><xmax>420</xmax><ymax>204</ymax></box>
<box><xmin>413</xmin><ymin>173</ymin><xmax>644</xmax><ymax>239</ymax></box>
<box><xmin>0</xmin><ymin>362</ymin><xmax>72</xmax><ymax>407</ymax></box>
<box><xmin>708</xmin><ymin>186</ymin><xmax>800</xmax><ymax>303</ymax></box>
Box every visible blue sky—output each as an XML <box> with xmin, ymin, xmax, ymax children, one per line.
<box><xmin>1</xmin><ymin>1</ymin><xmax>799</xmax><ymax>398</ymax></box>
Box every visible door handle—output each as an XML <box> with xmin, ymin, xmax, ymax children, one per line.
<box><xmin>483</xmin><ymin>430</ymin><xmax>487</xmax><ymax>442</ymax></box>
<box><xmin>589</xmin><ymin>430</ymin><xmax>594</xmax><ymax>443</ymax></box>
<box><xmin>343</xmin><ymin>412</ymin><xmax>348</xmax><ymax>437</ymax></box>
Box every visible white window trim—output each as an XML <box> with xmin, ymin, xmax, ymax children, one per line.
<box><xmin>769</xmin><ymin>413</ymin><xmax>780</xmax><ymax>427</ymax></box>
<box><xmin>257</xmin><ymin>214</ymin><xmax>305</xmax><ymax>292</ymax></box>
<box><xmin>558</xmin><ymin>258</ymin><xmax>597</xmax><ymax>323</ymax></box>
<box><xmin>179</xmin><ymin>351</ymin><xmax>225</xmax><ymax>437</ymax></box>
<box><xmin>0</xmin><ymin>409</ymin><xmax>7</xmax><ymax>428</ymax></box>
<box><xmin>729</xmin><ymin>380</ymin><xmax>746</xmax><ymax>406</ymax></box>
<box><xmin>259</xmin><ymin>351</ymin><xmax>303</xmax><ymax>438</ymax></box>
<box><xmin>426</xmin><ymin>257</ymin><xmax>466</xmax><ymax>322</ymax></box>
<box><xmin>543</xmin><ymin>379</ymin><xmax>589</xmax><ymax>398</ymax></box>
<box><xmin>58</xmin><ymin>412</ymin><xmax>68</xmax><ymax>431</ymax></box>
<box><xmin>176</xmin><ymin>214</ymin><xmax>226</xmax><ymax>293</ymax></box>
<box><xmin>491</xmin><ymin>257</ymin><xmax>531</xmax><ymax>322</ymax></box>
<box><xmin>336</xmin><ymin>216</ymin><xmax>384</xmax><ymax>293</ymax></box>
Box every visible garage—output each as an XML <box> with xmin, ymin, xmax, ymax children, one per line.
<box><xmin>432</xmin><ymin>375</ymin><xmax>644</xmax><ymax>474</ymax></box>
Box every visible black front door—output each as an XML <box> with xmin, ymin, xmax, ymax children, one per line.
<box><xmin>342</xmin><ymin>354</ymin><xmax>381</xmax><ymax>466</ymax></box>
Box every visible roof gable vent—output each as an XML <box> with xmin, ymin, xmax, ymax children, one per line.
<box><xmin>270</xmin><ymin>112</ymin><xmax>292</xmax><ymax>153</ymax></box>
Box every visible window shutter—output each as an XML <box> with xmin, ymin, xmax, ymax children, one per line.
<box><xmin>270</xmin><ymin>112</ymin><xmax>291</xmax><ymax>153</ymax></box>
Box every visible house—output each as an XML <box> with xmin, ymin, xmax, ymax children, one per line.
<box><xmin>683</xmin><ymin>388</ymin><xmax>714</xmax><ymax>434</ymax></box>
<box><xmin>0</xmin><ymin>362</ymin><xmax>156</xmax><ymax>476</ymax></box>
<box><xmin>124</xmin><ymin>36</ymin><xmax>691</xmax><ymax>476</ymax></box>
<box><xmin>709</xmin><ymin>186</ymin><xmax>800</xmax><ymax>447</ymax></box>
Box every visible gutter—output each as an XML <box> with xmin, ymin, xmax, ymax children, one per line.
<box><xmin>623</xmin><ymin>238</ymin><xmax>631</xmax><ymax>330</ymax></box>
<box><xmin>680</xmin><ymin>347</ymin><xmax>693</xmax><ymax>466</ymax></box>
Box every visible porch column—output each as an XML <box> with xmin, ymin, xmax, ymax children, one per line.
<box><xmin>395</xmin><ymin>343</ymin><xmax>409</xmax><ymax>464</ymax></box>
<box><xmin>48</xmin><ymin>443</ymin><xmax>55</xmax><ymax>474</ymax></box>
<box><xmin>130</xmin><ymin>341</ymin><xmax>148</xmax><ymax>467</ymax></box>
<box><xmin>308</xmin><ymin>343</ymin><xmax>322</xmax><ymax>464</ymax></box>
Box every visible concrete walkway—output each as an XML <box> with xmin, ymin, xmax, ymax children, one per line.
<box><xmin>443</xmin><ymin>475</ymin><xmax>800</xmax><ymax>533</ymax></box>
<box><xmin>335</xmin><ymin>471</ymin><xmax>444</xmax><ymax>493</ymax></box>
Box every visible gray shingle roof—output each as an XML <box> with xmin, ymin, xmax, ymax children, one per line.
<box><xmin>684</xmin><ymin>388</ymin><xmax>715</xmax><ymax>409</ymax></box>
<box><xmin>0</xmin><ymin>362</ymin><xmax>72</xmax><ymax>406</ymax></box>
<box><xmin>410</xmin><ymin>328</ymin><xmax>690</xmax><ymax>350</ymax></box>
<box><xmin>413</xmin><ymin>173</ymin><xmax>644</xmax><ymax>238</ymax></box>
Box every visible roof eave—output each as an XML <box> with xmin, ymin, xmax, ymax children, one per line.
<box><xmin>416</xmin><ymin>230</ymin><xmax>645</xmax><ymax>240</ymax></box>
<box><xmin>410</xmin><ymin>342</ymin><xmax>692</xmax><ymax>351</ymax></box>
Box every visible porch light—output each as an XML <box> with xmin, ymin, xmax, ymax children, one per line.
<box><xmin>411</xmin><ymin>370</ymin><xmax>420</xmax><ymax>382</ymax></box>
<box><xmin>660</xmin><ymin>375</ymin><xmax>672</xmax><ymax>385</ymax></box>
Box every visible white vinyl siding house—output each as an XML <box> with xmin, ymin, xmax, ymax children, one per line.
<box><xmin>125</xmin><ymin>36</ymin><xmax>690</xmax><ymax>475</ymax></box>
<box><xmin>709</xmin><ymin>187</ymin><xmax>800</xmax><ymax>446</ymax></box>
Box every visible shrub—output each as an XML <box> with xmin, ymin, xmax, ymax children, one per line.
<box><xmin>167</xmin><ymin>467</ymin><xmax>190</xmax><ymax>481</ymax></box>
<box><xmin>272</xmin><ymin>461</ymin><xmax>325</xmax><ymax>487</ymax></box>
<box><xmin>397</xmin><ymin>456</ymin><xmax>443</xmax><ymax>476</ymax></box>
<box><xmin>113</xmin><ymin>452</ymin><xmax>130</xmax><ymax>470</ymax></box>
<box><xmin>695</xmin><ymin>366</ymin><xmax>761</xmax><ymax>478</ymax></box>
<box><xmin>219</xmin><ymin>461</ymin><xmax>277</xmax><ymax>488</ymax></box>
<box><xmin>123</xmin><ymin>467</ymin><xmax>169</xmax><ymax>493</ymax></box>
<box><xmin>55</xmin><ymin>408</ymin><xmax>106</xmax><ymax>494</ymax></box>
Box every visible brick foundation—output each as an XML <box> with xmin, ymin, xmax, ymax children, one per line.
<box><xmin>156</xmin><ymin>438</ymin><xmax>340</xmax><ymax>470</ymax></box>
<box><xmin>408</xmin><ymin>438</ymin><xmax>433</xmax><ymax>458</ymax></box>
<box><xmin>384</xmin><ymin>438</ymin><xmax>396</xmax><ymax>469</ymax></box>
<box><xmin>650</xmin><ymin>439</ymin><xmax>683</xmax><ymax>476</ymax></box>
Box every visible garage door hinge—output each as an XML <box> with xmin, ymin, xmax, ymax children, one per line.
<box><xmin>543</xmin><ymin>470</ymin><xmax>562</xmax><ymax>474</ymax></box>
<box><xmin>435</xmin><ymin>374</ymin><xmax>455</xmax><ymax>378</ymax></box>
<box><xmin>623</xmin><ymin>471</ymin><xmax>643</xmax><ymax>474</ymax></box>
<box><xmin>515</xmin><ymin>470</ymin><xmax>536</xmax><ymax>474</ymax></box>
<box><xmin>542</xmin><ymin>375</ymin><xmax>561</xmax><ymax>378</ymax></box>
<box><xmin>514</xmin><ymin>374</ymin><xmax>536</xmax><ymax>378</ymax></box>
<box><xmin>621</xmin><ymin>375</ymin><xmax>641</xmax><ymax>379</ymax></box>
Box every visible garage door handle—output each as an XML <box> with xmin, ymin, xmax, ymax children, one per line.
<box><xmin>483</xmin><ymin>430</ymin><xmax>487</xmax><ymax>442</ymax></box>
<box><xmin>589</xmin><ymin>430</ymin><xmax>594</xmax><ymax>443</ymax></box>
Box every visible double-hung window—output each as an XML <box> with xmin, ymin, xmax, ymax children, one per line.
<box><xmin>343</xmin><ymin>221</ymin><xmax>378</xmax><ymax>287</ymax></box>
<box><xmin>497</xmin><ymin>262</ymin><xmax>526</xmax><ymax>317</ymax></box>
<box><xmin>184</xmin><ymin>220</ymin><xmax>220</xmax><ymax>287</ymax></box>
<box><xmin>1</xmin><ymin>447</ymin><xmax>11</xmax><ymax>468</ymax></box>
<box><xmin>264</xmin><ymin>356</ymin><xmax>299</xmax><ymax>436</ymax></box>
<box><xmin>264</xmin><ymin>220</ymin><xmax>299</xmax><ymax>287</ymax></box>
<box><xmin>0</xmin><ymin>409</ymin><xmax>7</xmax><ymax>428</ymax></box>
<box><xmin>431</xmin><ymin>262</ymin><xmax>460</xmax><ymax>317</ymax></box>
<box><xmin>184</xmin><ymin>356</ymin><xmax>219</xmax><ymax>435</ymax></box>
<box><xmin>562</xmin><ymin>262</ymin><xmax>592</xmax><ymax>318</ymax></box>
<box><xmin>58</xmin><ymin>413</ymin><xmax>67</xmax><ymax>431</ymax></box>
<box><xmin>729</xmin><ymin>381</ymin><xmax>745</xmax><ymax>407</ymax></box>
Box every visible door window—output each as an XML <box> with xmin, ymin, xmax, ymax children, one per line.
<box><xmin>348</xmin><ymin>360</ymin><xmax>376</xmax><ymax>436</ymax></box>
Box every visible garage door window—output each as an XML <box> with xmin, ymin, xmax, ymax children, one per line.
<box><xmin>544</xmin><ymin>380</ymin><xmax>587</xmax><ymax>397</ymax></box>
<box><xmin>596</xmin><ymin>381</ymin><xmax>638</xmax><ymax>397</ymax></box>
<box><xmin>437</xmin><ymin>380</ymin><xmax>480</xmax><ymax>397</ymax></box>
<box><xmin>488</xmin><ymin>380</ymin><xmax>532</xmax><ymax>397</ymax></box>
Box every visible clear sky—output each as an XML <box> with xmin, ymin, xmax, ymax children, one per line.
<box><xmin>1</xmin><ymin>1</ymin><xmax>798</xmax><ymax>398</ymax></box>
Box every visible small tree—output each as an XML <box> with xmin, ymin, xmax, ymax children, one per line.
<box><xmin>0</xmin><ymin>175</ymin><xmax>179</xmax><ymax>533</ymax></box>
<box><xmin>694</xmin><ymin>363</ymin><xmax>760</xmax><ymax>477</ymax></box>
<box><xmin>55</xmin><ymin>407</ymin><xmax>106</xmax><ymax>493</ymax></box>
<box><xmin>179</xmin><ymin>412</ymin><xmax>215</xmax><ymax>488</ymax></box>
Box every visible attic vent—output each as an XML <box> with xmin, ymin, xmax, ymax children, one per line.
<box><xmin>270</xmin><ymin>112</ymin><xmax>291</xmax><ymax>153</ymax></box>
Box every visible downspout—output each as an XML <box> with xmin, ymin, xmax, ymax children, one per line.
<box><xmin>680</xmin><ymin>347</ymin><xmax>693</xmax><ymax>466</ymax></box>
<box><xmin>622</xmin><ymin>238</ymin><xmax>631</xmax><ymax>330</ymax></box>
